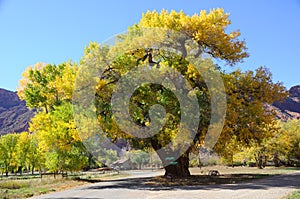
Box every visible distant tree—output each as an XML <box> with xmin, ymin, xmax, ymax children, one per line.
<box><xmin>215</xmin><ymin>67</ymin><xmax>287</xmax><ymax>169</ymax></box>
<box><xmin>220</xmin><ymin>135</ymin><xmax>240</xmax><ymax>167</ymax></box>
<box><xmin>267</xmin><ymin>120</ymin><xmax>300</xmax><ymax>166</ymax></box>
<box><xmin>16</xmin><ymin>132</ymin><xmax>31</xmax><ymax>174</ymax></box>
<box><xmin>18</xmin><ymin>61</ymin><xmax>89</xmax><ymax>176</ymax></box>
<box><xmin>29</xmin><ymin>102</ymin><xmax>88</xmax><ymax>177</ymax></box>
<box><xmin>129</xmin><ymin>150</ymin><xmax>150</xmax><ymax>169</ymax></box>
<box><xmin>0</xmin><ymin>133</ymin><xmax>20</xmax><ymax>176</ymax></box>
<box><xmin>27</xmin><ymin>134</ymin><xmax>44</xmax><ymax>175</ymax></box>
<box><xmin>228</xmin><ymin>119</ymin><xmax>300</xmax><ymax>168</ymax></box>
<box><xmin>17</xmin><ymin>61</ymin><xmax>77</xmax><ymax>113</ymax></box>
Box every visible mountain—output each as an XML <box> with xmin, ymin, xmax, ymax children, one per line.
<box><xmin>0</xmin><ymin>88</ymin><xmax>34</xmax><ymax>135</ymax></box>
<box><xmin>270</xmin><ymin>85</ymin><xmax>300</xmax><ymax>120</ymax></box>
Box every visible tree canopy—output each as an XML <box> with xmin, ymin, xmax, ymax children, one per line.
<box><xmin>74</xmin><ymin>9</ymin><xmax>286</xmax><ymax>176</ymax></box>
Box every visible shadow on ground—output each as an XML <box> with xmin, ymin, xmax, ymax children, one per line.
<box><xmin>82</xmin><ymin>172</ymin><xmax>300</xmax><ymax>191</ymax></box>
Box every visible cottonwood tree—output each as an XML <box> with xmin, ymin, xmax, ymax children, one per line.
<box><xmin>29</xmin><ymin>103</ymin><xmax>88</xmax><ymax>177</ymax></box>
<box><xmin>0</xmin><ymin>133</ymin><xmax>19</xmax><ymax>176</ymax></box>
<box><xmin>16</xmin><ymin>132</ymin><xmax>31</xmax><ymax>174</ymax></box>
<box><xmin>18</xmin><ymin>62</ymin><xmax>89</xmax><ymax>176</ymax></box>
<box><xmin>215</xmin><ymin>67</ymin><xmax>287</xmax><ymax>168</ymax></box>
<box><xmin>266</xmin><ymin>120</ymin><xmax>300</xmax><ymax>166</ymax></box>
<box><xmin>17</xmin><ymin>61</ymin><xmax>77</xmax><ymax>112</ymax></box>
<box><xmin>77</xmin><ymin>9</ymin><xmax>263</xmax><ymax>177</ymax></box>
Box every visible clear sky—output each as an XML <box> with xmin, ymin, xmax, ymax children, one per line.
<box><xmin>0</xmin><ymin>0</ymin><xmax>299</xmax><ymax>91</ymax></box>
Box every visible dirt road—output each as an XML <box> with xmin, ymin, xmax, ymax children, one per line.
<box><xmin>32</xmin><ymin>171</ymin><xmax>300</xmax><ymax>199</ymax></box>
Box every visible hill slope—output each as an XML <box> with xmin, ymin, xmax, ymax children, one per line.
<box><xmin>0</xmin><ymin>88</ymin><xmax>34</xmax><ymax>135</ymax></box>
<box><xmin>271</xmin><ymin>85</ymin><xmax>300</xmax><ymax>120</ymax></box>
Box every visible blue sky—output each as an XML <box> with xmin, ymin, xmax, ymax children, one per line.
<box><xmin>0</xmin><ymin>0</ymin><xmax>299</xmax><ymax>91</ymax></box>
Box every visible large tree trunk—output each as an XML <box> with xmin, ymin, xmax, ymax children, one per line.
<box><xmin>163</xmin><ymin>153</ymin><xmax>190</xmax><ymax>177</ymax></box>
<box><xmin>151</xmin><ymin>139</ymin><xmax>191</xmax><ymax>177</ymax></box>
<box><xmin>157</xmin><ymin>149</ymin><xmax>191</xmax><ymax>177</ymax></box>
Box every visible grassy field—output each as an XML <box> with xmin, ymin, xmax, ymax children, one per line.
<box><xmin>285</xmin><ymin>190</ymin><xmax>300</xmax><ymax>199</ymax></box>
<box><xmin>0</xmin><ymin>166</ymin><xmax>299</xmax><ymax>199</ymax></box>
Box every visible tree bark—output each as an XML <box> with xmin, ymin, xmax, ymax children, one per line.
<box><xmin>158</xmin><ymin>150</ymin><xmax>191</xmax><ymax>177</ymax></box>
<box><xmin>262</xmin><ymin>155</ymin><xmax>267</xmax><ymax>168</ymax></box>
<box><xmin>151</xmin><ymin>139</ymin><xmax>191</xmax><ymax>177</ymax></box>
<box><xmin>257</xmin><ymin>155</ymin><xmax>263</xmax><ymax>169</ymax></box>
<box><xmin>163</xmin><ymin>154</ymin><xmax>191</xmax><ymax>177</ymax></box>
<box><xmin>273</xmin><ymin>153</ymin><xmax>280</xmax><ymax>167</ymax></box>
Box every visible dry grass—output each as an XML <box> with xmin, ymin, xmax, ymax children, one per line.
<box><xmin>0</xmin><ymin>171</ymin><xmax>129</xmax><ymax>199</ymax></box>
<box><xmin>0</xmin><ymin>175</ymin><xmax>89</xmax><ymax>199</ymax></box>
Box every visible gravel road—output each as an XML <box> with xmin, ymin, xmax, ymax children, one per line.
<box><xmin>32</xmin><ymin>171</ymin><xmax>300</xmax><ymax>199</ymax></box>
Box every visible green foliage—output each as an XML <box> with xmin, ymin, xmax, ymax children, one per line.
<box><xmin>223</xmin><ymin>120</ymin><xmax>300</xmax><ymax>168</ymax></box>
<box><xmin>29</xmin><ymin>102</ymin><xmax>88</xmax><ymax>173</ymax></box>
<box><xmin>286</xmin><ymin>190</ymin><xmax>300</xmax><ymax>199</ymax></box>
<box><xmin>17</xmin><ymin>61</ymin><xmax>88</xmax><ymax>175</ymax></box>
<box><xmin>17</xmin><ymin>62</ymin><xmax>77</xmax><ymax>112</ymax></box>
<box><xmin>0</xmin><ymin>132</ymin><xmax>46</xmax><ymax>175</ymax></box>
<box><xmin>0</xmin><ymin>133</ymin><xmax>20</xmax><ymax>175</ymax></box>
<box><xmin>16</xmin><ymin>132</ymin><xmax>32</xmax><ymax>172</ymax></box>
<box><xmin>268</xmin><ymin>120</ymin><xmax>300</xmax><ymax>166</ymax></box>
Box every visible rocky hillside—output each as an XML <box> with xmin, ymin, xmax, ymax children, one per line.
<box><xmin>0</xmin><ymin>88</ymin><xmax>34</xmax><ymax>135</ymax></box>
<box><xmin>271</xmin><ymin>85</ymin><xmax>300</xmax><ymax>120</ymax></box>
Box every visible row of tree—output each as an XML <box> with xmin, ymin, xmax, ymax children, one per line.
<box><xmin>225</xmin><ymin>119</ymin><xmax>300</xmax><ymax>168</ymax></box>
<box><xmin>0</xmin><ymin>129</ymin><xmax>91</xmax><ymax>177</ymax></box>
<box><xmin>0</xmin><ymin>132</ymin><xmax>39</xmax><ymax>176</ymax></box>
<box><xmin>0</xmin><ymin>8</ymin><xmax>294</xmax><ymax>177</ymax></box>
<box><xmin>0</xmin><ymin>129</ymin><xmax>155</xmax><ymax>176</ymax></box>
<box><xmin>2</xmin><ymin>119</ymin><xmax>299</xmax><ymax>176</ymax></box>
